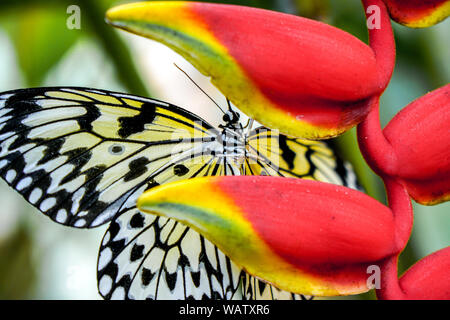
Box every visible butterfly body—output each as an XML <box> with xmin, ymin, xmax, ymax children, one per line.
<box><xmin>0</xmin><ymin>87</ymin><xmax>359</xmax><ymax>300</ymax></box>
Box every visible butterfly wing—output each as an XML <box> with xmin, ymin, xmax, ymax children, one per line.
<box><xmin>97</xmin><ymin>158</ymin><xmax>245</xmax><ymax>300</ymax></box>
<box><xmin>245</xmin><ymin>126</ymin><xmax>359</xmax><ymax>188</ymax></box>
<box><xmin>0</xmin><ymin>87</ymin><xmax>248</xmax><ymax>300</ymax></box>
<box><xmin>241</xmin><ymin>273</ymin><xmax>312</xmax><ymax>300</ymax></box>
<box><xmin>0</xmin><ymin>87</ymin><xmax>221</xmax><ymax>228</ymax></box>
<box><xmin>98</xmin><ymin>206</ymin><xmax>244</xmax><ymax>300</ymax></box>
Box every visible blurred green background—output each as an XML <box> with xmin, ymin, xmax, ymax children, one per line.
<box><xmin>0</xmin><ymin>0</ymin><xmax>448</xmax><ymax>300</ymax></box>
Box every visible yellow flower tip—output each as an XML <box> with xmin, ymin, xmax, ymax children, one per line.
<box><xmin>384</xmin><ymin>0</ymin><xmax>450</xmax><ymax>28</ymax></box>
<box><xmin>105</xmin><ymin>1</ymin><xmax>185</xmax><ymax>22</ymax></box>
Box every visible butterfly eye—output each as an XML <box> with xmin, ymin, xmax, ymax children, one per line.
<box><xmin>222</xmin><ymin>112</ymin><xmax>232</xmax><ymax>123</ymax></box>
<box><xmin>109</xmin><ymin>144</ymin><xmax>125</xmax><ymax>155</ymax></box>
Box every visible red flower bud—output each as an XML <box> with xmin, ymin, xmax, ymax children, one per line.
<box><xmin>137</xmin><ymin>176</ymin><xmax>399</xmax><ymax>296</ymax></box>
<box><xmin>106</xmin><ymin>1</ymin><xmax>386</xmax><ymax>139</ymax></box>
<box><xmin>378</xmin><ymin>247</ymin><xmax>450</xmax><ymax>300</ymax></box>
<box><xmin>383</xmin><ymin>84</ymin><xmax>450</xmax><ymax>205</ymax></box>
<box><xmin>399</xmin><ymin>247</ymin><xmax>450</xmax><ymax>300</ymax></box>
<box><xmin>382</xmin><ymin>0</ymin><xmax>450</xmax><ymax>28</ymax></box>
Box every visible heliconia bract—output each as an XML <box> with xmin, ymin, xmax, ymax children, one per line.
<box><xmin>377</xmin><ymin>247</ymin><xmax>450</xmax><ymax>300</ymax></box>
<box><xmin>105</xmin><ymin>1</ymin><xmax>387</xmax><ymax>140</ymax></box>
<box><xmin>399</xmin><ymin>247</ymin><xmax>450</xmax><ymax>300</ymax></box>
<box><xmin>382</xmin><ymin>0</ymin><xmax>450</xmax><ymax>28</ymax></box>
<box><xmin>383</xmin><ymin>84</ymin><xmax>450</xmax><ymax>205</ymax></box>
<box><xmin>137</xmin><ymin>176</ymin><xmax>400</xmax><ymax>296</ymax></box>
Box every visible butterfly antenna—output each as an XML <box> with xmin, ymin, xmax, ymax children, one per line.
<box><xmin>174</xmin><ymin>63</ymin><xmax>226</xmax><ymax>114</ymax></box>
<box><xmin>226</xmin><ymin>98</ymin><xmax>234</xmax><ymax>112</ymax></box>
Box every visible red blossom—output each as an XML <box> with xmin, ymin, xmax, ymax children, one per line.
<box><xmin>106</xmin><ymin>1</ymin><xmax>389</xmax><ymax>139</ymax></box>
<box><xmin>105</xmin><ymin>0</ymin><xmax>449</xmax><ymax>300</ymax></box>
<box><xmin>382</xmin><ymin>0</ymin><xmax>450</xmax><ymax>28</ymax></box>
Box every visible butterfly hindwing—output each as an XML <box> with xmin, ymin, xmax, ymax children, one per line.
<box><xmin>97</xmin><ymin>175</ymin><xmax>244</xmax><ymax>300</ymax></box>
<box><xmin>241</xmin><ymin>273</ymin><xmax>313</xmax><ymax>300</ymax></box>
<box><xmin>98</xmin><ymin>206</ymin><xmax>244</xmax><ymax>300</ymax></box>
<box><xmin>97</xmin><ymin>127</ymin><xmax>361</xmax><ymax>300</ymax></box>
<box><xmin>245</xmin><ymin>126</ymin><xmax>356</xmax><ymax>186</ymax></box>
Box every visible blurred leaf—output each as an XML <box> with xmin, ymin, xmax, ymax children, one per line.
<box><xmin>0</xmin><ymin>226</ymin><xmax>37</xmax><ymax>299</ymax></box>
<box><xmin>327</xmin><ymin>1</ymin><xmax>367</xmax><ymax>42</ymax></box>
<box><xmin>2</xmin><ymin>6</ymin><xmax>79</xmax><ymax>86</ymax></box>
<box><xmin>292</xmin><ymin>0</ymin><xmax>330</xmax><ymax>20</ymax></box>
<box><xmin>0</xmin><ymin>0</ymin><xmax>151</xmax><ymax>96</ymax></box>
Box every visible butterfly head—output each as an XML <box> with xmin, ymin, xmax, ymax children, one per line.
<box><xmin>222</xmin><ymin>110</ymin><xmax>241</xmax><ymax>127</ymax></box>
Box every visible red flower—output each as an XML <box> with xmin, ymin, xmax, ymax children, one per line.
<box><xmin>382</xmin><ymin>0</ymin><xmax>450</xmax><ymax>28</ymax></box>
<box><xmin>137</xmin><ymin>176</ymin><xmax>400</xmax><ymax>296</ymax></box>
<box><xmin>106</xmin><ymin>1</ymin><xmax>392</xmax><ymax>139</ymax></box>
<box><xmin>377</xmin><ymin>247</ymin><xmax>450</xmax><ymax>300</ymax></box>
<box><xmin>398</xmin><ymin>247</ymin><xmax>450</xmax><ymax>300</ymax></box>
<box><xmin>383</xmin><ymin>84</ymin><xmax>450</xmax><ymax>205</ymax></box>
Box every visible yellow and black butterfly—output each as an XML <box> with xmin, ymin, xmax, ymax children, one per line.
<box><xmin>0</xmin><ymin>87</ymin><xmax>358</xmax><ymax>300</ymax></box>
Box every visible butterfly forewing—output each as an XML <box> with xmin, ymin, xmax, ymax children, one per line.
<box><xmin>0</xmin><ymin>87</ymin><xmax>218</xmax><ymax>227</ymax></box>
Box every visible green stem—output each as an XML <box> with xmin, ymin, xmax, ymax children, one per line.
<box><xmin>77</xmin><ymin>0</ymin><xmax>150</xmax><ymax>97</ymax></box>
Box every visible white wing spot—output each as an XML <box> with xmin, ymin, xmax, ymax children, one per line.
<box><xmin>39</xmin><ymin>197</ymin><xmax>57</xmax><ymax>212</ymax></box>
<box><xmin>16</xmin><ymin>176</ymin><xmax>33</xmax><ymax>191</ymax></box>
<box><xmin>48</xmin><ymin>164</ymin><xmax>75</xmax><ymax>193</ymax></box>
<box><xmin>102</xmin><ymin>231</ymin><xmax>111</xmax><ymax>246</ymax></box>
<box><xmin>111</xmin><ymin>287</ymin><xmax>126</xmax><ymax>300</ymax></box>
<box><xmin>91</xmin><ymin>208</ymin><xmax>116</xmax><ymax>228</ymax></box>
<box><xmin>56</xmin><ymin>209</ymin><xmax>68</xmax><ymax>223</ymax></box>
<box><xmin>99</xmin><ymin>275</ymin><xmax>113</xmax><ymax>296</ymax></box>
<box><xmin>0</xmin><ymin>107</ymin><xmax>11</xmax><ymax>117</ymax></box>
<box><xmin>98</xmin><ymin>247</ymin><xmax>113</xmax><ymax>271</ymax></box>
<box><xmin>71</xmin><ymin>187</ymin><xmax>85</xmax><ymax>214</ymax></box>
<box><xmin>29</xmin><ymin>188</ymin><xmax>43</xmax><ymax>204</ymax></box>
<box><xmin>35</xmin><ymin>99</ymin><xmax>80</xmax><ymax>108</ymax></box>
<box><xmin>0</xmin><ymin>115</ymin><xmax>13</xmax><ymax>124</ymax></box>
<box><xmin>5</xmin><ymin>170</ymin><xmax>16</xmax><ymax>183</ymax></box>
<box><xmin>0</xmin><ymin>159</ymin><xmax>8</xmax><ymax>170</ymax></box>
<box><xmin>165</xmin><ymin>247</ymin><xmax>180</xmax><ymax>274</ymax></box>
<box><xmin>74</xmin><ymin>219</ymin><xmax>87</xmax><ymax>227</ymax></box>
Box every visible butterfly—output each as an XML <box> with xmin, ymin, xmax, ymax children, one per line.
<box><xmin>0</xmin><ymin>87</ymin><xmax>359</xmax><ymax>300</ymax></box>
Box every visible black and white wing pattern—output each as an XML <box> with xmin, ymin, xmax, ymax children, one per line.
<box><xmin>241</xmin><ymin>273</ymin><xmax>313</xmax><ymax>300</ymax></box>
<box><xmin>0</xmin><ymin>87</ymin><xmax>223</xmax><ymax>228</ymax></box>
<box><xmin>0</xmin><ymin>87</ymin><xmax>247</xmax><ymax>299</ymax></box>
<box><xmin>0</xmin><ymin>87</ymin><xmax>360</xmax><ymax>300</ymax></box>
<box><xmin>98</xmin><ymin>207</ymin><xmax>244</xmax><ymax>300</ymax></box>
<box><xmin>244</xmin><ymin>126</ymin><xmax>359</xmax><ymax>188</ymax></box>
